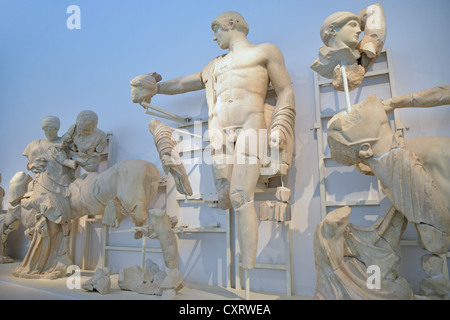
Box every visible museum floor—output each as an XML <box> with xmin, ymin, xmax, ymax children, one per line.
<box><xmin>0</xmin><ymin>261</ymin><xmax>312</xmax><ymax>300</ymax></box>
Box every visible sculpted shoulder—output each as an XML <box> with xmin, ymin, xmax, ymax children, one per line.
<box><xmin>259</xmin><ymin>42</ymin><xmax>283</xmax><ymax>54</ymax></box>
<box><xmin>253</xmin><ymin>43</ymin><xmax>285</xmax><ymax>64</ymax></box>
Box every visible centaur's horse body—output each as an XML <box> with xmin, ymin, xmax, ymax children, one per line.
<box><xmin>2</xmin><ymin>159</ymin><xmax>180</xmax><ymax>281</ymax></box>
<box><xmin>70</xmin><ymin>159</ymin><xmax>160</xmax><ymax>229</ymax></box>
<box><xmin>70</xmin><ymin>159</ymin><xmax>180</xmax><ymax>275</ymax></box>
<box><xmin>71</xmin><ymin>159</ymin><xmax>180</xmax><ymax>273</ymax></box>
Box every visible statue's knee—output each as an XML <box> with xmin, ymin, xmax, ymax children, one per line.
<box><xmin>230</xmin><ymin>190</ymin><xmax>250</xmax><ymax>209</ymax></box>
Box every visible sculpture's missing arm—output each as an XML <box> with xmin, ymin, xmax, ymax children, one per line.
<box><xmin>0</xmin><ymin>173</ymin><xmax>4</xmax><ymax>211</ymax></box>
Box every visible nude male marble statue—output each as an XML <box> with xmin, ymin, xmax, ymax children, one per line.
<box><xmin>131</xmin><ymin>11</ymin><xmax>296</xmax><ymax>270</ymax></box>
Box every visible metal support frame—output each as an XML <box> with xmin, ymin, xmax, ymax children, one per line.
<box><xmin>234</xmin><ymin>174</ymin><xmax>294</xmax><ymax>298</ymax></box>
<box><xmin>173</xmin><ymin>118</ymin><xmax>233</xmax><ymax>289</ymax></box>
<box><xmin>235</xmin><ymin>219</ymin><xmax>294</xmax><ymax>299</ymax></box>
<box><xmin>175</xmin><ymin>193</ymin><xmax>233</xmax><ymax>289</ymax></box>
<box><xmin>313</xmin><ymin>50</ymin><xmax>396</xmax><ymax>220</ymax></box>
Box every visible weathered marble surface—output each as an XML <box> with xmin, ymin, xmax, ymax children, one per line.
<box><xmin>1</xmin><ymin>112</ymin><xmax>182</xmax><ymax>282</ymax></box>
<box><xmin>311</xmin><ymin>3</ymin><xmax>386</xmax><ymax>91</ymax></box>
<box><xmin>314</xmin><ymin>206</ymin><xmax>413</xmax><ymax>300</ymax></box>
<box><xmin>118</xmin><ymin>259</ymin><xmax>184</xmax><ymax>299</ymax></box>
<box><xmin>82</xmin><ymin>267</ymin><xmax>111</xmax><ymax>295</ymax></box>
<box><xmin>322</xmin><ymin>90</ymin><xmax>450</xmax><ymax>299</ymax></box>
<box><xmin>131</xmin><ymin>11</ymin><xmax>296</xmax><ymax>270</ymax></box>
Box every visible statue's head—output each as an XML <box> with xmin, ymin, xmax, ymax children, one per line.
<box><xmin>76</xmin><ymin>110</ymin><xmax>98</xmax><ymax>136</ymax></box>
<box><xmin>327</xmin><ymin>94</ymin><xmax>391</xmax><ymax>166</ymax></box>
<box><xmin>211</xmin><ymin>11</ymin><xmax>249</xmax><ymax>35</ymax></box>
<box><xmin>320</xmin><ymin>11</ymin><xmax>361</xmax><ymax>50</ymax></box>
<box><xmin>41</xmin><ymin>116</ymin><xmax>61</xmax><ymax>141</ymax></box>
<box><xmin>130</xmin><ymin>73</ymin><xmax>161</xmax><ymax>104</ymax></box>
<box><xmin>211</xmin><ymin>11</ymin><xmax>249</xmax><ymax>49</ymax></box>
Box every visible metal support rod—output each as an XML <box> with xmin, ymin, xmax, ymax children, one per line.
<box><xmin>144</xmin><ymin>107</ymin><xmax>207</xmax><ymax>140</ymax></box>
<box><xmin>170</xmin><ymin>127</ymin><xmax>205</xmax><ymax>140</ymax></box>
<box><xmin>244</xmin><ymin>269</ymin><xmax>250</xmax><ymax>300</ymax></box>
<box><xmin>145</xmin><ymin>108</ymin><xmax>184</xmax><ymax>123</ymax></box>
<box><xmin>141</xmin><ymin>235</ymin><xmax>147</xmax><ymax>270</ymax></box>
<box><xmin>140</xmin><ymin>101</ymin><xmax>187</xmax><ymax>123</ymax></box>
<box><xmin>340</xmin><ymin>62</ymin><xmax>352</xmax><ymax>113</ymax></box>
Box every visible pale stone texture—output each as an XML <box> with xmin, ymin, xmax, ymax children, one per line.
<box><xmin>311</xmin><ymin>3</ymin><xmax>386</xmax><ymax>91</ymax></box>
<box><xmin>321</xmin><ymin>88</ymin><xmax>450</xmax><ymax>299</ymax></box>
<box><xmin>61</xmin><ymin>110</ymin><xmax>107</xmax><ymax>172</ymax></box>
<box><xmin>6</xmin><ymin>116</ymin><xmax>75</xmax><ymax>278</ymax></box>
<box><xmin>314</xmin><ymin>206</ymin><xmax>413</xmax><ymax>300</ymax></box>
<box><xmin>148</xmin><ymin>118</ymin><xmax>193</xmax><ymax>196</ymax></box>
<box><xmin>1</xmin><ymin>112</ymin><xmax>182</xmax><ymax>281</ymax></box>
<box><xmin>419</xmin><ymin>254</ymin><xmax>450</xmax><ymax>299</ymax></box>
<box><xmin>131</xmin><ymin>11</ymin><xmax>296</xmax><ymax>270</ymax></box>
<box><xmin>82</xmin><ymin>267</ymin><xmax>111</xmax><ymax>295</ymax></box>
<box><xmin>259</xmin><ymin>201</ymin><xmax>290</xmax><ymax>222</ymax></box>
<box><xmin>118</xmin><ymin>259</ymin><xmax>184</xmax><ymax>298</ymax></box>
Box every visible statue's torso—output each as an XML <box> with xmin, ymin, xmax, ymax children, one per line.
<box><xmin>209</xmin><ymin>45</ymin><xmax>269</xmax><ymax>131</ymax></box>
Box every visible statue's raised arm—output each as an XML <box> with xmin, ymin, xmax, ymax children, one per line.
<box><xmin>130</xmin><ymin>72</ymin><xmax>204</xmax><ymax>107</ymax></box>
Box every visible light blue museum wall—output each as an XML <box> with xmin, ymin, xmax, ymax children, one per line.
<box><xmin>0</xmin><ymin>0</ymin><xmax>449</xmax><ymax>297</ymax></box>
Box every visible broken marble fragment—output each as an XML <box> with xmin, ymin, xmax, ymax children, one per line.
<box><xmin>82</xmin><ymin>267</ymin><xmax>111</xmax><ymax>295</ymax></box>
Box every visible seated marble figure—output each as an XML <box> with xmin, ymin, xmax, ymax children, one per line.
<box><xmin>60</xmin><ymin>110</ymin><xmax>107</xmax><ymax>172</ymax></box>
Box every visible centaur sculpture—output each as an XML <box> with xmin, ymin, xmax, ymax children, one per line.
<box><xmin>1</xmin><ymin>111</ymin><xmax>191</xmax><ymax>292</ymax></box>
